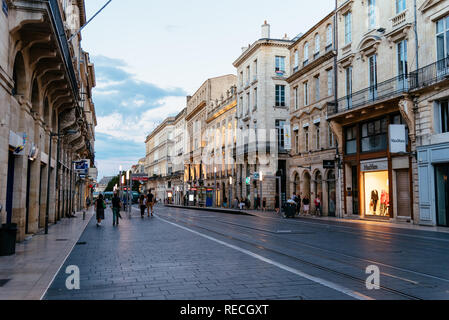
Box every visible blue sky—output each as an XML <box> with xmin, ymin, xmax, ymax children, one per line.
<box><xmin>82</xmin><ymin>0</ymin><xmax>334</xmax><ymax>179</ymax></box>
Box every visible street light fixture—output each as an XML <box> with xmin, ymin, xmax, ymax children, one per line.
<box><xmin>45</xmin><ymin>129</ymin><xmax>78</xmax><ymax>235</ymax></box>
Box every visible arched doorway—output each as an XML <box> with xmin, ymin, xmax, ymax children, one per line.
<box><xmin>302</xmin><ymin>171</ymin><xmax>311</xmax><ymax>199</ymax></box>
<box><xmin>315</xmin><ymin>171</ymin><xmax>323</xmax><ymax>206</ymax></box>
<box><xmin>293</xmin><ymin>172</ymin><xmax>300</xmax><ymax>195</ymax></box>
<box><xmin>327</xmin><ymin>170</ymin><xmax>336</xmax><ymax>217</ymax></box>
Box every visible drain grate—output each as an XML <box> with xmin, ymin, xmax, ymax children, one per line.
<box><xmin>56</xmin><ymin>239</ymin><xmax>68</xmax><ymax>242</ymax></box>
<box><xmin>0</xmin><ymin>279</ymin><xmax>11</xmax><ymax>287</ymax></box>
<box><xmin>76</xmin><ymin>242</ymin><xmax>87</xmax><ymax>245</ymax></box>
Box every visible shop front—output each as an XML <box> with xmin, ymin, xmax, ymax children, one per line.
<box><xmin>360</xmin><ymin>159</ymin><xmax>390</xmax><ymax>218</ymax></box>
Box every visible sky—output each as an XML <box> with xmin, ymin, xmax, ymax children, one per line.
<box><xmin>82</xmin><ymin>0</ymin><xmax>334</xmax><ymax>179</ymax></box>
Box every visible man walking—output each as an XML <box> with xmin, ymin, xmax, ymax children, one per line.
<box><xmin>147</xmin><ymin>189</ymin><xmax>155</xmax><ymax>217</ymax></box>
<box><xmin>112</xmin><ymin>192</ymin><xmax>122</xmax><ymax>226</ymax></box>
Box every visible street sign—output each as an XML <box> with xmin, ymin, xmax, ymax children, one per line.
<box><xmin>246</xmin><ymin>177</ymin><xmax>251</xmax><ymax>185</ymax></box>
<box><xmin>74</xmin><ymin>160</ymin><xmax>89</xmax><ymax>175</ymax></box>
<box><xmin>253</xmin><ymin>173</ymin><xmax>260</xmax><ymax>180</ymax></box>
<box><xmin>323</xmin><ymin>160</ymin><xmax>335</xmax><ymax>169</ymax></box>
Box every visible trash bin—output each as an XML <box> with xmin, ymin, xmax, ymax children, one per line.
<box><xmin>284</xmin><ymin>203</ymin><xmax>297</xmax><ymax>218</ymax></box>
<box><xmin>0</xmin><ymin>224</ymin><xmax>17</xmax><ymax>256</ymax></box>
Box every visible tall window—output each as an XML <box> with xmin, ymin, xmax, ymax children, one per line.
<box><xmin>239</xmin><ymin>96</ymin><xmax>243</xmax><ymax>116</ymax></box>
<box><xmin>345</xmin><ymin>67</ymin><xmax>353</xmax><ymax>108</ymax></box>
<box><xmin>304</xmin><ymin>82</ymin><xmax>309</xmax><ymax>106</ymax></box>
<box><xmin>361</xmin><ymin>118</ymin><xmax>388</xmax><ymax>152</ymax></box>
<box><xmin>315</xmin><ymin>76</ymin><xmax>320</xmax><ymax>102</ymax></box>
<box><xmin>275</xmin><ymin>85</ymin><xmax>286</xmax><ymax>107</ymax></box>
<box><xmin>327</xmin><ymin>69</ymin><xmax>333</xmax><ymax>96</ymax></box>
<box><xmin>294</xmin><ymin>87</ymin><xmax>299</xmax><ymax>110</ymax></box>
<box><xmin>253</xmin><ymin>88</ymin><xmax>258</xmax><ymax>109</ymax></box>
<box><xmin>294</xmin><ymin>130</ymin><xmax>299</xmax><ymax>154</ymax></box>
<box><xmin>304</xmin><ymin>127</ymin><xmax>309</xmax><ymax>152</ymax></box>
<box><xmin>275</xmin><ymin>56</ymin><xmax>285</xmax><ymax>73</ymax></box>
<box><xmin>240</xmin><ymin>71</ymin><xmax>243</xmax><ymax>86</ymax></box>
<box><xmin>246</xmin><ymin>92</ymin><xmax>250</xmax><ymax>114</ymax></box>
<box><xmin>276</xmin><ymin>120</ymin><xmax>286</xmax><ymax>149</ymax></box>
<box><xmin>438</xmin><ymin>100</ymin><xmax>449</xmax><ymax>133</ymax></box>
<box><xmin>344</xmin><ymin>12</ymin><xmax>352</xmax><ymax>45</ymax></box>
<box><xmin>328</xmin><ymin>124</ymin><xmax>335</xmax><ymax>148</ymax></box>
<box><xmin>436</xmin><ymin>17</ymin><xmax>449</xmax><ymax>65</ymax></box>
<box><xmin>397</xmin><ymin>40</ymin><xmax>408</xmax><ymax>89</ymax></box>
<box><xmin>294</xmin><ymin>50</ymin><xmax>299</xmax><ymax>70</ymax></box>
<box><xmin>396</xmin><ymin>0</ymin><xmax>406</xmax><ymax>14</ymax></box>
<box><xmin>368</xmin><ymin>0</ymin><xmax>376</xmax><ymax>29</ymax></box>
<box><xmin>254</xmin><ymin>59</ymin><xmax>258</xmax><ymax>80</ymax></box>
<box><xmin>326</xmin><ymin>25</ymin><xmax>333</xmax><ymax>49</ymax></box>
<box><xmin>304</xmin><ymin>43</ymin><xmax>309</xmax><ymax>65</ymax></box>
<box><xmin>345</xmin><ymin>125</ymin><xmax>357</xmax><ymax>154</ymax></box>
<box><xmin>246</xmin><ymin>65</ymin><xmax>251</xmax><ymax>85</ymax></box>
<box><xmin>314</xmin><ymin>34</ymin><xmax>320</xmax><ymax>56</ymax></box>
<box><xmin>316</xmin><ymin>125</ymin><xmax>321</xmax><ymax>150</ymax></box>
<box><xmin>369</xmin><ymin>54</ymin><xmax>378</xmax><ymax>100</ymax></box>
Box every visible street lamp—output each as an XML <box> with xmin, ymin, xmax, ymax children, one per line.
<box><xmin>45</xmin><ymin>129</ymin><xmax>78</xmax><ymax>235</ymax></box>
<box><xmin>259</xmin><ymin>171</ymin><xmax>263</xmax><ymax>210</ymax></box>
<box><xmin>214</xmin><ymin>167</ymin><xmax>217</xmax><ymax>207</ymax></box>
<box><xmin>229</xmin><ymin>176</ymin><xmax>233</xmax><ymax>209</ymax></box>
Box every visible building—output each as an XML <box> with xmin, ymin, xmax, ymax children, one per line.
<box><xmin>233</xmin><ymin>21</ymin><xmax>293</xmax><ymax>210</ymax></box>
<box><xmin>204</xmin><ymin>85</ymin><xmax>238</xmax><ymax>207</ymax></box>
<box><xmin>0</xmin><ymin>0</ymin><xmax>96</xmax><ymax>241</ymax></box>
<box><xmin>184</xmin><ymin>75</ymin><xmax>237</xmax><ymax>207</ymax></box>
<box><xmin>172</xmin><ymin>108</ymin><xmax>187</xmax><ymax>205</ymax></box>
<box><xmin>413</xmin><ymin>0</ymin><xmax>449</xmax><ymax>227</ymax></box>
<box><xmin>287</xmin><ymin>11</ymin><xmax>339</xmax><ymax>216</ymax></box>
<box><xmin>328</xmin><ymin>0</ymin><xmax>418</xmax><ymax>223</ymax></box>
<box><xmin>145</xmin><ymin>117</ymin><xmax>175</xmax><ymax>202</ymax></box>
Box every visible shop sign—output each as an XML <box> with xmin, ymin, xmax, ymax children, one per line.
<box><xmin>361</xmin><ymin>159</ymin><xmax>388</xmax><ymax>172</ymax></box>
<box><xmin>74</xmin><ymin>160</ymin><xmax>89</xmax><ymax>175</ymax></box>
<box><xmin>253</xmin><ymin>172</ymin><xmax>260</xmax><ymax>180</ymax></box>
<box><xmin>389</xmin><ymin>125</ymin><xmax>407</xmax><ymax>153</ymax></box>
<box><xmin>323</xmin><ymin>160</ymin><xmax>335</xmax><ymax>169</ymax></box>
<box><xmin>9</xmin><ymin>131</ymin><xmax>27</xmax><ymax>155</ymax></box>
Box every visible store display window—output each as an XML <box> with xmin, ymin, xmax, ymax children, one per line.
<box><xmin>362</xmin><ymin>171</ymin><xmax>390</xmax><ymax>217</ymax></box>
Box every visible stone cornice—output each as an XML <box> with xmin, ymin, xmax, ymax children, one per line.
<box><xmin>289</xmin><ymin>11</ymin><xmax>335</xmax><ymax>50</ymax></box>
<box><xmin>233</xmin><ymin>39</ymin><xmax>293</xmax><ymax>68</ymax></box>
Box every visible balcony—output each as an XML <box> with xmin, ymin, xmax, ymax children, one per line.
<box><xmin>391</xmin><ymin>10</ymin><xmax>407</xmax><ymax>28</ymax></box>
<box><xmin>410</xmin><ymin>57</ymin><xmax>449</xmax><ymax>91</ymax></box>
<box><xmin>328</xmin><ymin>74</ymin><xmax>409</xmax><ymax>117</ymax></box>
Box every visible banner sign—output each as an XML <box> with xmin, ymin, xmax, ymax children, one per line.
<box><xmin>389</xmin><ymin>125</ymin><xmax>407</xmax><ymax>153</ymax></box>
<box><xmin>74</xmin><ymin>160</ymin><xmax>89</xmax><ymax>175</ymax></box>
<box><xmin>284</xmin><ymin>123</ymin><xmax>292</xmax><ymax>151</ymax></box>
<box><xmin>132</xmin><ymin>174</ymin><xmax>149</xmax><ymax>182</ymax></box>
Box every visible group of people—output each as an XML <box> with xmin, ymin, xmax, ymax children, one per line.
<box><xmin>289</xmin><ymin>192</ymin><xmax>321</xmax><ymax>216</ymax></box>
<box><xmin>92</xmin><ymin>190</ymin><xmax>157</xmax><ymax>228</ymax></box>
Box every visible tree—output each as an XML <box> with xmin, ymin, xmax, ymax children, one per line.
<box><xmin>105</xmin><ymin>176</ymin><xmax>119</xmax><ymax>192</ymax></box>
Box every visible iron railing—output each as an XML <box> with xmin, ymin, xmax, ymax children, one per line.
<box><xmin>328</xmin><ymin>74</ymin><xmax>409</xmax><ymax>116</ymax></box>
<box><xmin>410</xmin><ymin>56</ymin><xmax>449</xmax><ymax>90</ymax></box>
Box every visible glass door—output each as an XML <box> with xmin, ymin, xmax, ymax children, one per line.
<box><xmin>435</xmin><ymin>164</ymin><xmax>449</xmax><ymax>227</ymax></box>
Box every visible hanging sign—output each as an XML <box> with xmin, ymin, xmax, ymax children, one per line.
<box><xmin>389</xmin><ymin>125</ymin><xmax>407</xmax><ymax>153</ymax></box>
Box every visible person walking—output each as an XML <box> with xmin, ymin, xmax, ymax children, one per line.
<box><xmin>293</xmin><ymin>192</ymin><xmax>301</xmax><ymax>216</ymax></box>
<box><xmin>111</xmin><ymin>192</ymin><xmax>122</xmax><ymax>227</ymax></box>
<box><xmin>95</xmin><ymin>194</ymin><xmax>106</xmax><ymax>227</ymax></box>
<box><xmin>314</xmin><ymin>195</ymin><xmax>321</xmax><ymax>217</ymax></box>
<box><xmin>139</xmin><ymin>194</ymin><xmax>146</xmax><ymax>218</ymax></box>
<box><xmin>275</xmin><ymin>194</ymin><xmax>280</xmax><ymax>214</ymax></box>
<box><xmin>147</xmin><ymin>189</ymin><xmax>155</xmax><ymax>217</ymax></box>
<box><xmin>303</xmin><ymin>195</ymin><xmax>310</xmax><ymax>216</ymax></box>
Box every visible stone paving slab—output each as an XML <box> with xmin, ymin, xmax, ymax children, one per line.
<box><xmin>44</xmin><ymin>207</ymin><xmax>350</xmax><ymax>300</ymax></box>
<box><xmin>0</xmin><ymin>209</ymin><xmax>94</xmax><ymax>300</ymax></box>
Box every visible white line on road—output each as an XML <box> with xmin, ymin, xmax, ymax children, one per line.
<box><xmin>156</xmin><ymin>215</ymin><xmax>373</xmax><ymax>300</ymax></box>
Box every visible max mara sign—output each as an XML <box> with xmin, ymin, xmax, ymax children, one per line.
<box><xmin>389</xmin><ymin>125</ymin><xmax>407</xmax><ymax>153</ymax></box>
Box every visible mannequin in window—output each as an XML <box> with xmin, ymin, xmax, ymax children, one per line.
<box><xmin>380</xmin><ymin>190</ymin><xmax>389</xmax><ymax>216</ymax></box>
<box><xmin>371</xmin><ymin>190</ymin><xmax>379</xmax><ymax>215</ymax></box>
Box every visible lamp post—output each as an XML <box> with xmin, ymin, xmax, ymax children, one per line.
<box><xmin>259</xmin><ymin>171</ymin><xmax>263</xmax><ymax>211</ymax></box>
<box><xmin>229</xmin><ymin>176</ymin><xmax>233</xmax><ymax>209</ymax></box>
<box><xmin>45</xmin><ymin>129</ymin><xmax>77</xmax><ymax>235</ymax></box>
<box><xmin>214</xmin><ymin>167</ymin><xmax>217</xmax><ymax>207</ymax></box>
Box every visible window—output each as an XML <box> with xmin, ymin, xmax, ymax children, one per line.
<box><xmin>304</xmin><ymin>82</ymin><xmax>309</xmax><ymax>106</ymax></box>
<box><xmin>304</xmin><ymin>127</ymin><xmax>309</xmax><ymax>152</ymax></box>
<box><xmin>246</xmin><ymin>92</ymin><xmax>250</xmax><ymax>114</ymax></box>
<box><xmin>328</xmin><ymin>124</ymin><xmax>335</xmax><ymax>148</ymax></box>
<box><xmin>397</xmin><ymin>40</ymin><xmax>408</xmax><ymax>89</ymax></box>
<box><xmin>361</xmin><ymin>118</ymin><xmax>388</xmax><ymax>153</ymax></box>
<box><xmin>239</xmin><ymin>96</ymin><xmax>243</xmax><ymax>116</ymax></box>
<box><xmin>369</xmin><ymin>54</ymin><xmax>378</xmax><ymax>99</ymax></box>
<box><xmin>345</xmin><ymin>67</ymin><xmax>353</xmax><ymax>108</ymax></box>
<box><xmin>275</xmin><ymin>56</ymin><xmax>285</xmax><ymax>73</ymax></box>
<box><xmin>246</xmin><ymin>65</ymin><xmax>251</xmax><ymax>85</ymax></box>
<box><xmin>253</xmin><ymin>88</ymin><xmax>257</xmax><ymax>109</ymax></box>
<box><xmin>304</xmin><ymin>43</ymin><xmax>309</xmax><ymax>65</ymax></box>
<box><xmin>294</xmin><ymin>50</ymin><xmax>299</xmax><ymax>71</ymax></box>
<box><xmin>240</xmin><ymin>71</ymin><xmax>243</xmax><ymax>86</ymax></box>
<box><xmin>326</xmin><ymin>25</ymin><xmax>333</xmax><ymax>49</ymax></box>
<box><xmin>253</xmin><ymin>59</ymin><xmax>258</xmax><ymax>80</ymax></box>
<box><xmin>396</xmin><ymin>0</ymin><xmax>406</xmax><ymax>14</ymax></box>
<box><xmin>276</xmin><ymin>85</ymin><xmax>286</xmax><ymax>107</ymax></box>
<box><xmin>368</xmin><ymin>0</ymin><xmax>376</xmax><ymax>29</ymax></box>
<box><xmin>344</xmin><ymin>12</ymin><xmax>352</xmax><ymax>45</ymax></box>
<box><xmin>327</xmin><ymin>69</ymin><xmax>334</xmax><ymax>96</ymax></box>
<box><xmin>276</xmin><ymin>120</ymin><xmax>286</xmax><ymax>149</ymax></box>
<box><xmin>314</xmin><ymin>34</ymin><xmax>320</xmax><ymax>56</ymax></box>
<box><xmin>436</xmin><ymin>16</ymin><xmax>449</xmax><ymax>72</ymax></box>
<box><xmin>316</xmin><ymin>125</ymin><xmax>321</xmax><ymax>150</ymax></box>
<box><xmin>294</xmin><ymin>87</ymin><xmax>299</xmax><ymax>110</ymax></box>
<box><xmin>294</xmin><ymin>130</ymin><xmax>299</xmax><ymax>154</ymax></box>
<box><xmin>315</xmin><ymin>76</ymin><xmax>320</xmax><ymax>102</ymax></box>
<box><xmin>437</xmin><ymin>100</ymin><xmax>449</xmax><ymax>133</ymax></box>
<box><xmin>345</xmin><ymin>125</ymin><xmax>357</xmax><ymax>154</ymax></box>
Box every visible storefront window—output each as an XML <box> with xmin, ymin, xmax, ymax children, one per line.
<box><xmin>345</xmin><ymin>125</ymin><xmax>357</xmax><ymax>154</ymax></box>
<box><xmin>362</xmin><ymin>170</ymin><xmax>389</xmax><ymax>217</ymax></box>
<box><xmin>361</xmin><ymin>118</ymin><xmax>387</xmax><ymax>153</ymax></box>
<box><xmin>435</xmin><ymin>165</ymin><xmax>449</xmax><ymax>227</ymax></box>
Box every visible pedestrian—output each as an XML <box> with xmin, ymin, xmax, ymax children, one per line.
<box><xmin>86</xmin><ymin>196</ymin><xmax>91</xmax><ymax>209</ymax></box>
<box><xmin>275</xmin><ymin>194</ymin><xmax>280</xmax><ymax>214</ymax></box>
<box><xmin>239</xmin><ymin>198</ymin><xmax>245</xmax><ymax>210</ymax></box>
<box><xmin>223</xmin><ymin>196</ymin><xmax>228</xmax><ymax>208</ymax></box>
<box><xmin>139</xmin><ymin>194</ymin><xmax>146</xmax><ymax>218</ymax></box>
<box><xmin>314</xmin><ymin>195</ymin><xmax>321</xmax><ymax>217</ymax></box>
<box><xmin>147</xmin><ymin>189</ymin><xmax>155</xmax><ymax>217</ymax></box>
<box><xmin>262</xmin><ymin>197</ymin><xmax>267</xmax><ymax>212</ymax></box>
<box><xmin>303</xmin><ymin>195</ymin><xmax>310</xmax><ymax>215</ymax></box>
<box><xmin>293</xmin><ymin>192</ymin><xmax>301</xmax><ymax>215</ymax></box>
<box><xmin>94</xmin><ymin>194</ymin><xmax>106</xmax><ymax>227</ymax></box>
<box><xmin>111</xmin><ymin>192</ymin><xmax>121</xmax><ymax>226</ymax></box>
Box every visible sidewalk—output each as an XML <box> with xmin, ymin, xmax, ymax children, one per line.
<box><xmin>0</xmin><ymin>208</ymin><xmax>94</xmax><ymax>300</ymax></box>
<box><xmin>167</xmin><ymin>204</ymin><xmax>449</xmax><ymax>234</ymax></box>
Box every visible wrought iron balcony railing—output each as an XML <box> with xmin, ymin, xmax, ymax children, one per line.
<box><xmin>328</xmin><ymin>74</ymin><xmax>409</xmax><ymax>116</ymax></box>
<box><xmin>409</xmin><ymin>56</ymin><xmax>449</xmax><ymax>90</ymax></box>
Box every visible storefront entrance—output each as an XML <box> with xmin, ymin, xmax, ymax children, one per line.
<box><xmin>435</xmin><ymin>164</ymin><xmax>449</xmax><ymax>227</ymax></box>
<box><xmin>360</xmin><ymin>159</ymin><xmax>390</xmax><ymax>218</ymax></box>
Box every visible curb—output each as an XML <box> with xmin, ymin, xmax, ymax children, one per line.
<box><xmin>165</xmin><ymin>205</ymin><xmax>254</xmax><ymax>216</ymax></box>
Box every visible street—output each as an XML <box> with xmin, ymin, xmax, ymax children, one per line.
<box><xmin>44</xmin><ymin>205</ymin><xmax>449</xmax><ymax>300</ymax></box>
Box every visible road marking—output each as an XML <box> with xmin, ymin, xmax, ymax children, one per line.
<box><xmin>157</xmin><ymin>215</ymin><xmax>373</xmax><ymax>300</ymax></box>
<box><xmin>381</xmin><ymin>272</ymin><xmax>419</xmax><ymax>285</ymax></box>
<box><xmin>277</xmin><ymin>230</ymin><xmax>292</xmax><ymax>234</ymax></box>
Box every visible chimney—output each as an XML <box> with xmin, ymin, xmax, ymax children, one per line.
<box><xmin>283</xmin><ymin>33</ymin><xmax>290</xmax><ymax>40</ymax></box>
<box><xmin>261</xmin><ymin>20</ymin><xmax>270</xmax><ymax>39</ymax></box>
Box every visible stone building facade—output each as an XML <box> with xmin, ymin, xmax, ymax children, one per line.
<box><xmin>0</xmin><ymin>0</ymin><xmax>96</xmax><ymax>241</ymax></box>
<box><xmin>287</xmin><ymin>11</ymin><xmax>339</xmax><ymax>216</ymax></box>
<box><xmin>233</xmin><ymin>22</ymin><xmax>293</xmax><ymax>210</ymax></box>
<box><xmin>172</xmin><ymin>108</ymin><xmax>187</xmax><ymax>205</ymax></box>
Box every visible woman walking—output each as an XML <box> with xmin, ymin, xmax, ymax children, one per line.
<box><xmin>139</xmin><ymin>194</ymin><xmax>146</xmax><ymax>218</ymax></box>
<box><xmin>303</xmin><ymin>195</ymin><xmax>310</xmax><ymax>216</ymax></box>
<box><xmin>95</xmin><ymin>194</ymin><xmax>106</xmax><ymax>227</ymax></box>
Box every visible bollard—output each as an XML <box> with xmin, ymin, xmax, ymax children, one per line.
<box><xmin>83</xmin><ymin>211</ymin><xmax>86</xmax><ymax>220</ymax></box>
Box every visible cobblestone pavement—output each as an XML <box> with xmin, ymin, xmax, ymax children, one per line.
<box><xmin>44</xmin><ymin>205</ymin><xmax>449</xmax><ymax>300</ymax></box>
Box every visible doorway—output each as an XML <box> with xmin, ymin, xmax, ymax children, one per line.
<box><xmin>6</xmin><ymin>151</ymin><xmax>15</xmax><ymax>225</ymax></box>
<box><xmin>435</xmin><ymin>164</ymin><xmax>449</xmax><ymax>227</ymax></box>
<box><xmin>396</xmin><ymin>169</ymin><xmax>411</xmax><ymax>218</ymax></box>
